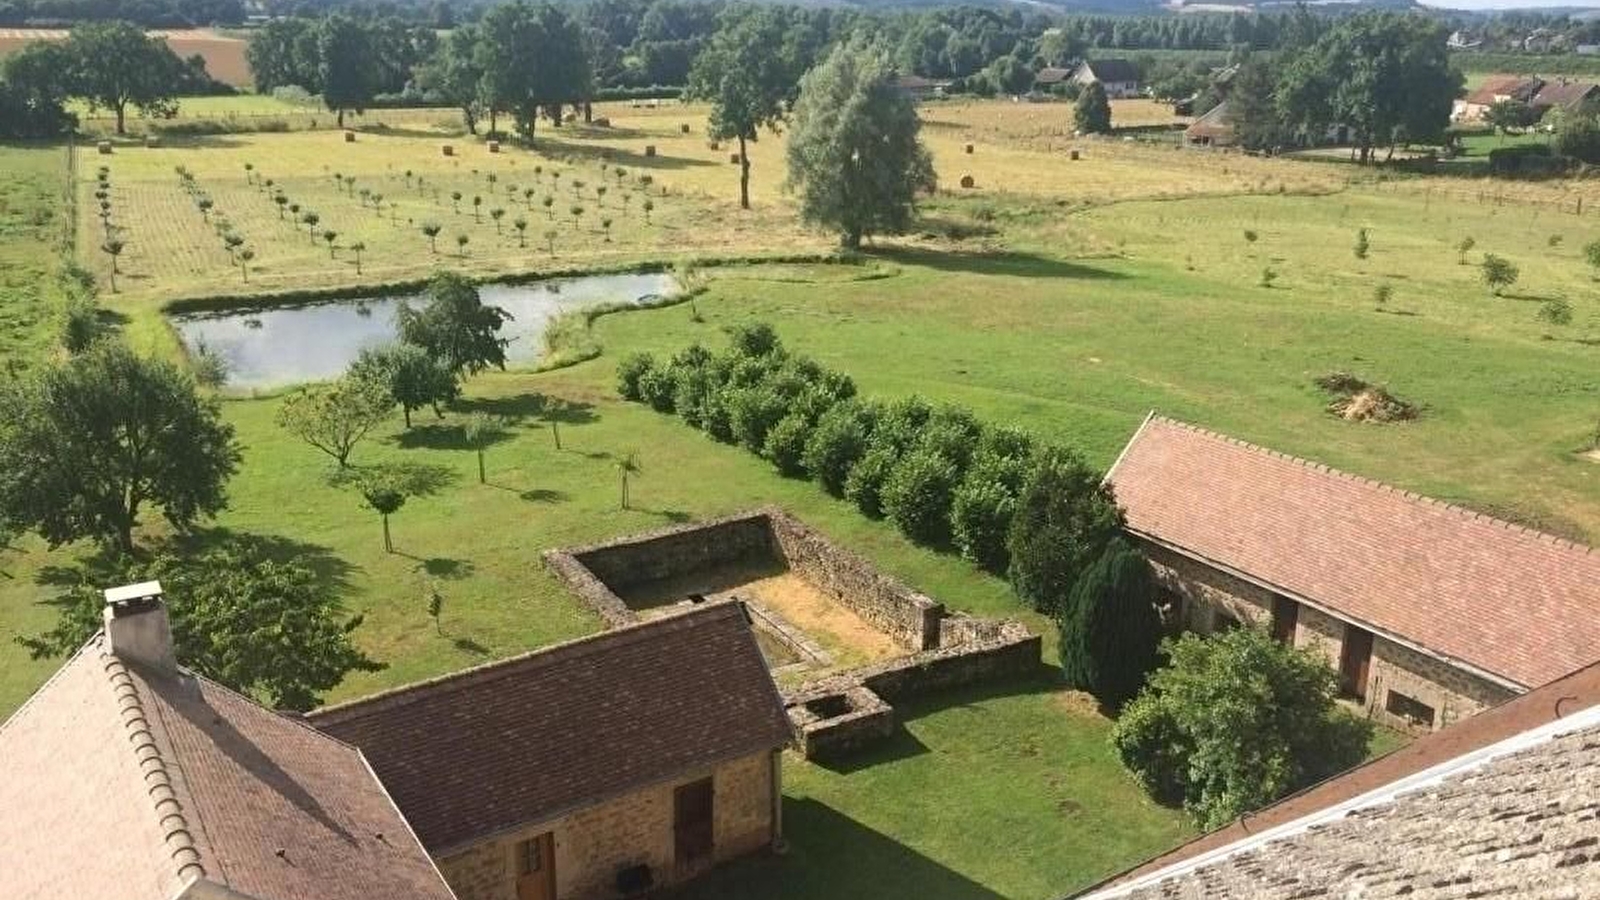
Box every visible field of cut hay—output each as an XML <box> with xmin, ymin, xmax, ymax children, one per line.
<box><xmin>0</xmin><ymin>28</ymin><xmax>250</xmax><ymax>86</ymax></box>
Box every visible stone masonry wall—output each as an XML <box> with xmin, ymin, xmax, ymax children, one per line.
<box><xmin>1134</xmin><ymin>538</ymin><xmax>1521</xmax><ymax>736</ymax></box>
<box><xmin>767</xmin><ymin>510</ymin><xmax>944</xmax><ymax>651</ymax></box>
<box><xmin>436</xmin><ymin>751</ymin><xmax>775</xmax><ymax>900</ymax></box>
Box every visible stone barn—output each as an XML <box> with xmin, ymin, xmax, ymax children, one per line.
<box><xmin>310</xmin><ymin>602</ymin><xmax>791</xmax><ymax>900</ymax></box>
<box><xmin>1105</xmin><ymin>415</ymin><xmax>1600</xmax><ymax>734</ymax></box>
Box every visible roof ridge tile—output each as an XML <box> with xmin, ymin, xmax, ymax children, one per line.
<box><xmin>101</xmin><ymin>651</ymin><xmax>206</xmax><ymax>887</ymax></box>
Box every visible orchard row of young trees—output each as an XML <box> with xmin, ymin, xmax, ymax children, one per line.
<box><xmin>0</xmin><ymin>20</ymin><xmax>226</xmax><ymax>135</ymax></box>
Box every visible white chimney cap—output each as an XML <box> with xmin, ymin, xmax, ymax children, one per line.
<box><xmin>104</xmin><ymin>580</ymin><xmax>164</xmax><ymax>606</ymax></box>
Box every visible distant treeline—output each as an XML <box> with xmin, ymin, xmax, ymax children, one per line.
<box><xmin>0</xmin><ymin>0</ymin><xmax>242</xmax><ymax>28</ymax></box>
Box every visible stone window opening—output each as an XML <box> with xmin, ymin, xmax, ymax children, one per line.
<box><xmin>1385</xmin><ymin>690</ymin><xmax>1437</xmax><ymax>729</ymax></box>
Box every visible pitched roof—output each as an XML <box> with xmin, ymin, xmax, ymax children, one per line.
<box><xmin>1465</xmin><ymin>73</ymin><xmax>1542</xmax><ymax>106</ymax></box>
<box><xmin>1035</xmin><ymin>66</ymin><xmax>1073</xmax><ymax>85</ymax></box>
<box><xmin>1105</xmin><ymin>415</ymin><xmax>1600</xmax><ymax>689</ymax></box>
<box><xmin>1184</xmin><ymin>101</ymin><xmax>1232</xmax><ymax>139</ymax></box>
<box><xmin>0</xmin><ymin>634</ymin><xmax>456</xmax><ymax>900</ymax></box>
<box><xmin>309</xmin><ymin>602</ymin><xmax>792</xmax><ymax>853</ymax></box>
<box><xmin>1078</xmin><ymin>657</ymin><xmax>1600</xmax><ymax>895</ymax></box>
<box><xmin>1081</xmin><ymin>58</ymin><xmax>1140</xmax><ymax>84</ymax></box>
<box><xmin>1533</xmin><ymin>79</ymin><xmax>1600</xmax><ymax>111</ymax></box>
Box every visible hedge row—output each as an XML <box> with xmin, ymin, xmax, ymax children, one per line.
<box><xmin>617</xmin><ymin>323</ymin><xmax>1121</xmax><ymax>609</ymax></box>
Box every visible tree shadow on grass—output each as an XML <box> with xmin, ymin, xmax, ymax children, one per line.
<box><xmin>867</xmin><ymin>246</ymin><xmax>1130</xmax><ymax>280</ymax></box>
<box><xmin>392</xmin><ymin>423</ymin><xmax>515</xmax><ymax>451</ymax></box>
<box><xmin>418</xmin><ymin>556</ymin><xmax>475</xmax><ymax>580</ymax></box>
<box><xmin>326</xmin><ymin>461</ymin><xmax>457</xmax><ymax>497</ymax></box>
<box><xmin>520</xmin><ymin>488</ymin><xmax>571</xmax><ymax>504</ymax></box>
<box><xmin>452</xmin><ymin>636</ymin><xmax>490</xmax><ymax>655</ymax></box>
<box><xmin>453</xmin><ymin>392</ymin><xmax>599</xmax><ymax>428</ymax></box>
<box><xmin>531</xmin><ymin>135</ymin><xmax>720</xmax><ymax>172</ymax></box>
<box><xmin>34</xmin><ymin>527</ymin><xmax>360</xmax><ymax>597</ymax></box>
<box><xmin>669</xmin><ymin>798</ymin><xmax>1004</xmax><ymax>900</ymax></box>
<box><xmin>636</xmin><ymin>507</ymin><xmax>693</xmax><ymax>524</ymax></box>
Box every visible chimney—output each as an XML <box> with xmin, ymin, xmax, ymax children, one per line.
<box><xmin>103</xmin><ymin>580</ymin><xmax>177</xmax><ymax>673</ymax></box>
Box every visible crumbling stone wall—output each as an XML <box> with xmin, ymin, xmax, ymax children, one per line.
<box><xmin>767</xmin><ymin>510</ymin><xmax>944</xmax><ymax>651</ymax></box>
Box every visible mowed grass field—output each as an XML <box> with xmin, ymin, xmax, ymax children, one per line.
<box><xmin>0</xmin><ymin>28</ymin><xmax>251</xmax><ymax>86</ymax></box>
<box><xmin>7</xmin><ymin>95</ymin><xmax>1600</xmax><ymax>896</ymax></box>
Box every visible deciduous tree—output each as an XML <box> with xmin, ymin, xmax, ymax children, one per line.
<box><xmin>275</xmin><ymin>373</ymin><xmax>394</xmax><ymax>468</ymax></box>
<box><xmin>65</xmin><ymin>21</ymin><xmax>184</xmax><ymax>135</ymax></box>
<box><xmin>397</xmin><ymin>271</ymin><xmax>513</xmax><ymax>375</ymax></box>
<box><xmin>688</xmin><ymin>7</ymin><xmax>794</xmax><ymax>209</ymax></box>
<box><xmin>1074</xmin><ymin>80</ymin><xmax>1111</xmax><ymax>134</ymax></box>
<box><xmin>0</xmin><ymin>341</ymin><xmax>239</xmax><ymax>554</ymax></box>
<box><xmin>1006</xmin><ymin>445</ymin><xmax>1123</xmax><ymax>614</ymax></box>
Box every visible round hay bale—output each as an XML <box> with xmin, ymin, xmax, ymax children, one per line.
<box><xmin>964</xmin><ymin>143</ymin><xmax>974</xmax><ymax>154</ymax></box>
<box><xmin>959</xmin><ymin>174</ymin><xmax>975</xmax><ymax>189</ymax></box>
<box><xmin>708</xmin><ymin>140</ymin><xmax>720</xmax><ymax>151</ymax></box>
<box><xmin>593</xmin><ymin>117</ymin><xmax>611</xmax><ymax>128</ymax></box>
<box><xmin>645</xmin><ymin>145</ymin><xmax>657</xmax><ymax>157</ymax></box>
<box><xmin>681</xmin><ymin>123</ymin><xmax>691</xmax><ymax>134</ymax></box>
<box><xmin>488</xmin><ymin>140</ymin><xmax>501</xmax><ymax>153</ymax></box>
<box><xmin>1070</xmin><ymin>149</ymin><xmax>1080</xmax><ymax>161</ymax></box>
<box><xmin>96</xmin><ymin>141</ymin><xmax>112</xmax><ymax>155</ymax></box>
<box><xmin>144</xmin><ymin>134</ymin><xmax>161</xmax><ymax>148</ymax></box>
<box><xmin>344</xmin><ymin>130</ymin><xmax>356</xmax><ymax>143</ymax></box>
<box><xmin>442</xmin><ymin>144</ymin><xmax>454</xmax><ymax>157</ymax></box>
<box><xmin>730</xmin><ymin>153</ymin><xmax>742</xmax><ymax>164</ymax></box>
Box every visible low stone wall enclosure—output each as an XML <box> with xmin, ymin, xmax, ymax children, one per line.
<box><xmin>544</xmin><ymin>508</ymin><xmax>1041</xmax><ymax>760</ymax></box>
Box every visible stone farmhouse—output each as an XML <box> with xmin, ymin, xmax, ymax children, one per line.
<box><xmin>1072</xmin><ymin>59</ymin><xmax>1142</xmax><ymax>99</ymax></box>
<box><xmin>1106</xmin><ymin>415</ymin><xmax>1600</xmax><ymax>734</ymax></box>
<box><xmin>0</xmin><ymin>584</ymin><xmax>791</xmax><ymax>900</ymax></box>
<box><xmin>1454</xmin><ymin>73</ymin><xmax>1600</xmax><ymax>122</ymax></box>
<box><xmin>1071</xmin><ymin>655</ymin><xmax>1600</xmax><ymax>899</ymax></box>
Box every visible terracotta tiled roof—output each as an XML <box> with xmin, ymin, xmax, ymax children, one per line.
<box><xmin>1077</xmin><ymin>658</ymin><xmax>1600</xmax><ymax>895</ymax></box>
<box><xmin>1464</xmin><ymin>74</ymin><xmax>1542</xmax><ymax>106</ymax></box>
<box><xmin>1106</xmin><ymin>415</ymin><xmax>1600</xmax><ymax>688</ymax></box>
<box><xmin>1184</xmin><ymin>101</ymin><xmax>1232</xmax><ymax>139</ymax></box>
<box><xmin>0</xmin><ymin>634</ymin><xmax>456</xmax><ymax>900</ymax></box>
<box><xmin>309</xmin><ymin>602</ymin><xmax>792</xmax><ymax>853</ymax></box>
<box><xmin>1533</xmin><ymin>79</ymin><xmax>1600</xmax><ymax>111</ymax></box>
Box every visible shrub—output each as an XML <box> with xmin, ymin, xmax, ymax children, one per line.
<box><xmin>1481</xmin><ymin>254</ymin><xmax>1519</xmax><ymax>295</ymax></box>
<box><xmin>1538</xmin><ymin>298</ymin><xmax>1573</xmax><ymax>326</ymax></box>
<box><xmin>60</xmin><ymin>296</ymin><xmax>105</xmax><ymax>354</ymax></box>
<box><xmin>918</xmin><ymin>405</ymin><xmax>985</xmax><ymax>471</ymax></box>
<box><xmin>872</xmin><ymin>395</ymin><xmax>935</xmax><ymax>454</ymax></box>
<box><xmin>803</xmin><ymin>401</ymin><xmax>872</xmax><ymax>496</ymax></box>
<box><xmin>844</xmin><ymin>445</ymin><xmax>898</xmax><ymax>518</ymax></box>
<box><xmin>1007</xmin><ymin>446</ymin><xmax>1124</xmax><ymax>614</ymax></box>
<box><xmin>1353</xmin><ymin>227</ymin><xmax>1369</xmax><ymax>260</ymax></box>
<box><xmin>616</xmin><ymin>352</ymin><xmax>656</xmax><ymax>401</ymax></box>
<box><xmin>977</xmin><ymin>425</ymin><xmax>1036</xmax><ymax>466</ymax></box>
<box><xmin>638</xmin><ymin>366</ymin><xmax>677</xmax><ymax>413</ymax></box>
<box><xmin>727</xmin><ymin>384</ymin><xmax>788</xmax><ymax>453</ymax></box>
<box><xmin>882</xmin><ymin>448</ymin><xmax>961</xmax><ymax>546</ymax></box>
<box><xmin>726</xmin><ymin>321</ymin><xmax>782</xmax><ymax>358</ymax></box>
<box><xmin>673</xmin><ymin>366</ymin><xmax>713</xmax><ymax>428</ymax></box>
<box><xmin>1111</xmin><ymin>627</ymin><xmax>1373</xmax><ymax>829</ymax></box>
<box><xmin>1373</xmin><ymin>283</ymin><xmax>1393</xmax><ymax>308</ymax></box>
<box><xmin>763</xmin><ymin>413</ymin><xmax>813</xmax><ymax>477</ymax></box>
<box><xmin>951</xmin><ymin>468</ymin><xmax>1019</xmax><ymax>573</ymax></box>
<box><xmin>1059</xmin><ymin>537</ymin><xmax>1161</xmax><ymax>711</ymax></box>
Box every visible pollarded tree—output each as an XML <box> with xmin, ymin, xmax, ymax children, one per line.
<box><xmin>0</xmin><ymin>340</ymin><xmax>240</xmax><ymax>554</ymax></box>
<box><xmin>275</xmin><ymin>372</ymin><xmax>394</xmax><ymax>468</ymax></box>
<box><xmin>1007</xmin><ymin>445</ymin><xmax>1124</xmax><ymax>614</ymax></box>
<box><xmin>18</xmin><ymin>538</ymin><xmax>385</xmax><ymax>712</ymax></box>
<box><xmin>1111</xmin><ymin>626</ymin><xmax>1372</xmax><ymax>829</ymax></box>
<box><xmin>1059</xmin><ymin>537</ymin><xmax>1162</xmax><ymax>711</ymax></box>
<box><xmin>785</xmin><ymin>39</ymin><xmax>936</xmax><ymax>249</ymax></box>
<box><xmin>1075</xmin><ymin>80</ymin><xmax>1112</xmax><ymax>134</ymax></box>
<box><xmin>360</xmin><ymin>476</ymin><xmax>407</xmax><ymax>553</ymax></box>
<box><xmin>65</xmin><ymin>21</ymin><xmax>184</xmax><ymax>135</ymax></box>
<box><xmin>349</xmin><ymin>344</ymin><xmax>459</xmax><ymax>428</ymax></box>
<box><xmin>688</xmin><ymin>6</ymin><xmax>795</xmax><ymax>210</ymax></box>
<box><xmin>1584</xmin><ymin>239</ymin><xmax>1600</xmax><ymax>279</ymax></box>
<box><xmin>462</xmin><ymin>412</ymin><xmax>508</xmax><ymax>484</ymax></box>
<box><xmin>397</xmin><ymin>271</ymin><xmax>513</xmax><ymax>375</ymax></box>
<box><xmin>616</xmin><ymin>449</ymin><xmax>641</xmax><ymax>509</ymax></box>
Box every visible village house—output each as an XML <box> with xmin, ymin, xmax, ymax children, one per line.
<box><xmin>1071</xmin><ymin>656</ymin><xmax>1600</xmax><ymax>899</ymax></box>
<box><xmin>889</xmin><ymin>73</ymin><xmax>948</xmax><ymax>102</ymax></box>
<box><xmin>0</xmin><ymin>585</ymin><xmax>791</xmax><ymax>900</ymax></box>
<box><xmin>309</xmin><ymin>600</ymin><xmax>792</xmax><ymax>900</ymax></box>
<box><xmin>1072</xmin><ymin>58</ymin><xmax>1142</xmax><ymax>99</ymax></box>
<box><xmin>1106</xmin><ymin>415</ymin><xmax>1600</xmax><ymax>734</ymax></box>
<box><xmin>1532</xmin><ymin>77</ymin><xmax>1600</xmax><ymax>117</ymax></box>
<box><xmin>1033</xmin><ymin>66</ymin><xmax>1074</xmax><ymax>91</ymax></box>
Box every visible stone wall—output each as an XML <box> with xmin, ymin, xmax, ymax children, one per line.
<box><xmin>436</xmin><ymin>751</ymin><xmax>776</xmax><ymax>900</ymax></box>
<box><xmin>544</xmin><ymin>508</ymin><xmax>945</xmax><ymax>652</ymax></box>
<box><xmin>1134</xmin><ymin>537</ymin><xmax>1521</xmax><ymax>736</ymax></box>
<box><xmin>782</xmin><ymin>621</ymin><xmax>1042</xmax><ymax>760</ymax></box>
<box><xmin>767</xmin><ymin>510</ymin><xmax>944</xmax><ymax>651</ymax></box>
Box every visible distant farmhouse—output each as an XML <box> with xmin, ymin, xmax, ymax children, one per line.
<box><xmin>0</xmin><ymin>585</ymin><xmax>792</xmax><ymax>900</ymax></box>
<box><xmin>1033</xmin><ymin>66</ymin><xmax>1074</xmax><ymax>90</ymax></box>
<box><xmin>1106</xmin><ymin>416</ymin><xmax>1600</xmax><ymax>735</ymax></box>
<box><xmin>1454</xmin><ymin>74</ymin><xmax>1600</xmax><ymax>123</ymax></box>
<box><xmin>1073</xmin><ymin>58</ymin><xmax>1142</xmax><ymax>99</ymax></box>
<box><xmin>890</xmin><ymin>73</ymin><xmax>949</xmax><ymax>102</ymax></box>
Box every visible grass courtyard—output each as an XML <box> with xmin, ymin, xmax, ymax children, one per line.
<box><xmin>4</xmin><ymin>92</ymin><xmax>1599</xmax><ymax>896</ymax></box>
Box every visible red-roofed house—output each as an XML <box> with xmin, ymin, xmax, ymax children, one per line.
<box><xmin>1105</xmin><ymin>414</ymin><xmax>1600</xmax><ymax>734</ymax></box>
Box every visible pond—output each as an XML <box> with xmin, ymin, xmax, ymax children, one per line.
<box><xmin>170</xmin><ymin>272</ymin><xmax>676</xmax><ymax>390</ymax></box>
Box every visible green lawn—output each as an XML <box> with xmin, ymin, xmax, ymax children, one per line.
<box><xmin>0</xmin><ymin>144</ymin><xmax>70</xmax><ymax>368</ymax></box>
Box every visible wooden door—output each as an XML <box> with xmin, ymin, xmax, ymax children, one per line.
<box><xmin>674</xmin><ymin>777</ymin><xmax>715</xmax><ymax>865</ymax></box>
<box><xmin>1271</xmin><ymin>596</ymin><xmax>1298</xmax><ymax>645</ymax></box>
<box><xmin>514</xmin><ymin>832</ymin><xmax>555</xmax><ymax>900</ymax></box>
<box><xmin>1340</xmin><ymin>626</ymin><xmax>1374</xmax><ymax>701</ymax></box>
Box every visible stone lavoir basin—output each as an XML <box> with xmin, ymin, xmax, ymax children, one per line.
<box><xmin>171</xmin><ymin>272</ymin><xmax>675</xmax><ymax>390</ymax></box>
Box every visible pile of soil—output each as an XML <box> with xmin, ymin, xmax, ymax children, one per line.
<box><xmin>1315</xmin><ymin>372</ymin><xmax>1419</xmax><ymax>423</ymax></box>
